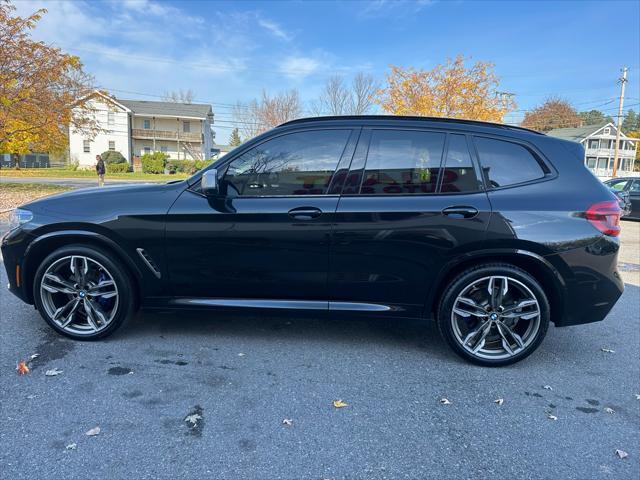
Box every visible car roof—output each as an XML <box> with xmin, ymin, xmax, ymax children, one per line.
<box><xmin>278</xmin><ymin>115</ymin><xmax>543</xmax><ymax>136</ymax></box>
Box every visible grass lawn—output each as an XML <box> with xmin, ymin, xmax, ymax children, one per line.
<box><xmin>0</xmin><ymin>168</ymin><xmax>188</xmax><ymax>182</ymax></box>
<box><xmin>0</xmin><ymin>182</ymin><xmax>73</xmax><ymax>219</ymax></box>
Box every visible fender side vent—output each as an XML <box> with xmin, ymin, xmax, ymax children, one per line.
<box><xmin>136</xmin><ymin>248</ymin><xmax>161</xmax><ymax>279</ymax></box>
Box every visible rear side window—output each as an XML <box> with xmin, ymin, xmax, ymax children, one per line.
<box><xmin>441</xmin><ymin>134</ymin><xmax>481</xmax><ymax>193</ymax></box>
<box><xmin>223</xmin><ymin>130</ymin><xmax>349</xmax><ymax>196</ymax></box>
<box><xmin>607</xmin><ymin>179</ymin><xmax>628</xmax><ymax>191</ymax></box>
<box><xmin>360</xmin><ymin>130</ymin><xmax>445</xmax><ymax>195</ymax></box>
<box><xmin>474</xmin><ymin>137</ymin><xmax>546</xmax><ymax>188</ymax></box>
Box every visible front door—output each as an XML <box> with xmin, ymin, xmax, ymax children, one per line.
<box><xmin>330</xmin><ymin>129</ymin><xmax>491</xmax><ymax>317</ymax></box>
<box><xmin>165</xmin><ymin>128</ymin><xmax>356</xmax><ymax>303</ymax></box>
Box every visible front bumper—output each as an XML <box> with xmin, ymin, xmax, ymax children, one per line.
<box><xmin>1</xmin><ymin>227</ymin><xmax>32</xmax><ymax>304</ymax></box>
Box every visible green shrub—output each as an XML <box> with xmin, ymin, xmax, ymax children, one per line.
<box><xmin>141</xmin><ymin>151</ymin><xmax>168</xmax><ymax>174</ymax></box>
<box><xmin>106</xmin><ymin>162</ymin><xmax>130</xmax><ymax>173</ymax></box>
<box><xmin>195</xmin><ymin>159</ymin><xmax>213</xmax><ymax>171</ymax></box>
<box><xmin>101</xmin><ymin>150</ymin><xmax>127</xmax><ymax>164</ymax></box>
<box><xmin>166</xmin><ymin>160</ymin><xmax>196</xmax><ymax>174</ymax></box>
<box><xmin>66</xmin><ymin>160</ymin><xmax>79</xmax><ymax>171</ymax></box>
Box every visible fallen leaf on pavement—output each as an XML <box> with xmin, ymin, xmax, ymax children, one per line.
<box><xmin>238</xmin><ymin>353</ymin><xmax>245</xmax><ymax>357</ymax></box>
<box><xmin>30</xmin><ymin>353</ymin><xmax>39</xmax><ymax>360</ymax></box>
<box><xmin>45</xmin><ymin>368</ymin><xmax>63</xmax><ymax>376</ymax></box>
<box><xmin>66</xmin><ymin>443</ymin><xmax>77</xmax><ymax>450</ymax></box>
<box><xmin>543</xmin><ymin>385</ymin><xmax>553</xmax><ymax>391</ymax></box>
<box><xmin>494</xmin><ymin>398</ymin><xmax>504</xmax><ymax>405</ymax></box>
<box><xmin>16</xmin><ymin>362</ymin><xmax>29</xmax><ymax>375</ymax></box>
<box><xmin>635</xmin><ymin>394</ymin><xmax>640</xmax><ymax>400</ymax></box>
<box><xmin>85</xmin><ymin>427</ymin><xmax>100</xmax><ymax>436</ymax></box>
<box><xmin>615</xmin><ymin>449</ymin><xmax>628</xmax><ymax>459</ymax></box>
<box><xmin>547</xmin><ymin>413</ymin><xmax>558</xmax><ymax>421</ymax></box>
<box><xmin>184</xmin><ymin>413</ymin><xmax>202</xmax><ymax>425</ymax></box>
<box><xmin>601</xmin><ymin>348</ymin><xmax>615</xmax><ymax>353</ymax></box>
<box><xmin>604</xmin><ymin>407</ymin><xmax>615</xmax><ymax>414</ymax></box>
<box><xmin>439</xmin><ymin>398</ymin><xmax>452</xmax><ymax>405</ymax></box>
<box><xmin>26</xmin><ymin>394</ymin><xmax>37</xmax><ymax>400</ymax></box>
<box><xmin>333</xmin><ymin>399</ymin><xmax>348</xmax><ymax>408</ymax></box>
<box><xmin>282</xmin><ymin>418</ymin><xmax>293</xmax><ymax>426</ymax></box>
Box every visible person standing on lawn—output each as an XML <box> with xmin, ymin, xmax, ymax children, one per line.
<box><xmin>96</xmin><ymin>154</ymin><xmax>105</xmax><ymax>187</ymax></box>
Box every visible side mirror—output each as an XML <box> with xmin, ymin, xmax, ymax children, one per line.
<box><xmin>201</xmin><ymin>169</ymin><xmax>219</xmax><ymax>196</ymax></box>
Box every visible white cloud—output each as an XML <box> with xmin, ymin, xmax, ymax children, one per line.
<box><xmin>258</xmin><ymin>18</ymin><xmax>292</xmax><ymax>41</ymax></box>
<box><xmin>278</xmin><ymin>56</ymin><xmax>322</xmax><ymax>79</ymax></box>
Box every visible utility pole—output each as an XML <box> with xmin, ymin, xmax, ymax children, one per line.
<box><xmin>611</xmin><ymin>67</ymin><xmax>628</xmax><ymax>178</ymax></box>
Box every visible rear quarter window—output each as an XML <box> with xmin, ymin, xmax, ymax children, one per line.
<box><xmin>474</xmin><ymin>137</ymin><xmax>547</xmax><ymax>188</ymax></box>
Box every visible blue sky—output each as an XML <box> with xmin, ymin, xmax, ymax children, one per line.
<box><xmin>15</xmin><ymin>0</ymin><xmax>640</xmax><ymax>142</ymax></box>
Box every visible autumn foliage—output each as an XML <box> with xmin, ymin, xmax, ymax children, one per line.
<box><xmin>521</xmin><ymin>97</ymin><xmax>581</xmax><ymax>132</ymax></box>
<box><xmin>0</xmin><ymin>2</ymin><xmax>96</xmax><ymax>154</ymax></box>
<box><xmin>378</xmin><ymin>55</ymin><xmax>515</xmax><ymax>122</ymax></box>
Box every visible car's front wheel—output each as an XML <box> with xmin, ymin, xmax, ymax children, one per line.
<box><xmin>33</xmin><ymin>245</ymin><xmax>136</xmax><ymax>340</ymax></box>
<box><xmin>437</xmin><ymin>264</ymin><xmax>550</xmax><ymax>366</ymax></box>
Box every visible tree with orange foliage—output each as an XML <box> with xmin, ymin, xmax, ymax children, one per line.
<box><xmin>377</xmin><ymin>55</ymin><xmax>515</xmax><ymax>122</ymax></box>
<box><xmin>0</xmin><ymin>1</ymin><xmax>96</xmax><ymax>155</ymax></box>
<box><xmin>521</xmin><ymin>97</ymin><xmax>581</xmax><ymax>132</ymax></box>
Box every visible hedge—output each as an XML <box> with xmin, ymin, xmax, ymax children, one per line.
<box><xmin>141</xmin><ymin>152</ymin><xmax>168</xmax><ymax>174</ymax></box>
<box><xmin>106</xmin><ymin>162</ymin><xmax>130</xmax><ymax>173</ymax></box>
<box><xmin>101</xmin><ymin>150</ymin><xmax>127</xmax><ymax>164</ymax></box>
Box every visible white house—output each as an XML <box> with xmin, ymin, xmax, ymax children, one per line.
<box><xmin>69</xmin><ymin>91</ymin><xmax>214</xmax><ymax>167</ymax></box>
<box><xmin>547</xmin><ymin>122</ymin><xmax>638</xmax><ymax>179</ymax></box>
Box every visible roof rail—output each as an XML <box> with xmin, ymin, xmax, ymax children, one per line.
<box><xmin>278</xmin><ymin>115</ymin><xmax>543</xmax><ymax>135</ymax></box>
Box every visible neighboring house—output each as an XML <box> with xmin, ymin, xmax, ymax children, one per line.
<box><xmin>547</xmin><ymin>122</ymin><xmax>638</xmax><ymax>179</ymax></box>
<box><xmin>210</xmin><ymin>144</ymin><xmax>234</xmax><ymax>159</ymax></box>
<box><xmin>69</xmin><ymin>91</ymin><xmax>214</xmax><ymax>167</ymax></box>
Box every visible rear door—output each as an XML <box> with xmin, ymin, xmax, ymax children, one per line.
<box><xmin>329</xmin><ymin>128</ymin><xmax>492</xmax><ymax>318</ymax></box>
<box><xmin>629</xmin><ymin>179</ymin><xmax>640</xmax><ymax>218</ymax></box>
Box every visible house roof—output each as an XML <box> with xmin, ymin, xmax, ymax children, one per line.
<box><xmin>117</xmin><ymin>99</ymin><xmax>213</xmax><ymax>119</ymax></box>
<box><xmin>547</xmin><ymin>122</ymin><xmax>611</xmax><ymax>141</ymax></box>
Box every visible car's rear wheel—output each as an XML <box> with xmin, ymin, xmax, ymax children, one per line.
<box><xmin>33</xmin><ymin>245</ymin><xmax>135</xmax><ymax>340</ymax></box>
<box><xmin>437</xmin><ymin>264</ymin><xmax>550</xmax><ymax>366</ymax></box>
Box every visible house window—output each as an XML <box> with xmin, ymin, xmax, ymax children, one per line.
<box><xmin>160</xmin><ymin>146</ymin><xmax>168</xmax><ymax>154</ymax></box>
<box><xmin>143</xmin><ymin>119</ymin><xmax>151</xmax><ymax>129</ymax></box>
<box><xmin>143</xmin><ymin>147</ymin><xmax>151</xmax><ymax>155</ymax></box>
<box><xmin>108</xmin><ymin>141</ymin><xmax>115</xmax><ymax>151</ymax></box>
<box><xmin>183</xmin><ymin>121</ymin><xmax>191</xmax><ymax>133</ymax></box>
<box><xmin>588</xmin><ymin>139</ymin><xmax>598</xmax><ymax>149</ymax></box>
<box><xmin>597</xmin><ymin>158</ymin><xmax>607</xmax><ymax>169</ymax></box>
<box><xmin>603</xmin><ymin>127</ymin><xmax>611</xmax><ymax>135</ymax></box>
<box><xmin>108</xmin><ymin>112</ymin><xmax>115</xmax><ymax>126</ymax></box>
<box><xmin>83</xmin><ymin>140</ymin><xmax>90</xmax><ymax>153</ymax></box>
<box><xmin>586</xmin><ymin>157</ymin><xmax>596</xmax><ymax>169</ymax></box>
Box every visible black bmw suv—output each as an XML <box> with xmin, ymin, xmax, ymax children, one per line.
<box><xmin>2</xmin><ymin>116</ymin><xmax>624</xmax><ymax>366</ymax></box>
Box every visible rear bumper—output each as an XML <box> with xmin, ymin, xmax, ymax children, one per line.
<box><xmin>549</xmin><ymin>236</ymin><xmax>624</xmax><ymax>327</ymax></box>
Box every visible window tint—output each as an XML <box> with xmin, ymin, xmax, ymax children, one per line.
<box><xmin>360</xmin><ymin>130</ymin><xmax>445</xmax><ymax>195</ymax></box>
<box><xmin>607</xmin><ymin>179</ymin><xmax>628</xmax><ymax>191</ymax></box>
<box><xmin>474</xmin><ymin>137</ymin><xmax>546</xmax><ymax>188</ymax></box>
<box><xmin>223</xmin><ymin>130</ymin><xmax>349</xmax><ymax>196</ymax></box>
<box><xmin>630</xmin><ymin>180</ymin><xmax>640</xmax><ymax>194</ymax></box>
<box><xmin>441</xmin><ymin>134</ymin><xmax>480</xmax><ymax>193</ymax></box>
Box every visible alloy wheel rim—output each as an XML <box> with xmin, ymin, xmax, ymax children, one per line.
<box><xmin>451</xmin><ymin>275</ymin><xmax>541</xmax><ymax>360</ymax></box>
<box><xmin>39</xmin><ymin>255</ymin><xmax>119</xmax><ymax>335</ymax></box>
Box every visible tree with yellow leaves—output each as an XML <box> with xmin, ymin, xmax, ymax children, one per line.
<box><xmin>377</xmin><ymin>55</ymin><xmax>515</xmax><ymax>122</ymax></box>
<box><xmin>0</xmin><ymin>1</ymin><xmax>96</xmax><ymax>155</ymax></box>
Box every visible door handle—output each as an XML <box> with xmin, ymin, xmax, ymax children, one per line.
<box><xmin>288</xmin><ymin>206</ymin><xmax>323</xmax><ymax>220</ymax></box>
<box><xmin>442</xmin><ymin>206</ymin><xmax>479</xmax><ymax>219</ymax></box>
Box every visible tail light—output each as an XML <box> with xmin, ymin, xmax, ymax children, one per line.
<box><xmin>585</xmin><ymin>200</ymin><xmax>621</xmax><ymax>237</ymax></box>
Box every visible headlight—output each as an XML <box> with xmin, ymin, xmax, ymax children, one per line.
<box><xmin>8</xmin><ymin>208</ymin><xmax>33</xmax><ymax>231</ymax></box>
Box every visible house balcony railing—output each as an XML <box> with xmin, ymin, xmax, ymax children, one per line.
<box><xmin>132</xmin><ymin>128</ymin><xmax>202</xmax><ymax>143</ymax></box>
<box><xmin>585</xmin><ymin>148</ymin><xmax>635</xmax><ymax>158</ymax></box>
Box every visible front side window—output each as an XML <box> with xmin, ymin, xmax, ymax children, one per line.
<box><xmin>360</xmin><ymin>130</ymin><xmax>445</xmax><ymax>195</ymax></box>
<box><xmin>629</xmin><ymin>180</ymin><xmax>640</xmax><ymax>194</ymax></box>
<box><xmin>441</xmin><ymin>134</ymin><xmax>480</xmax><ymax>193</ymax></box>
<box><xmin>222</xmin><ymin>130</ymin><xmax>350</xmax><ymax>196</ymax></box>
<box><xmin>474</xmin><ymin>137</ymin><xmax>546</xmax><ymax>188</ymax></box>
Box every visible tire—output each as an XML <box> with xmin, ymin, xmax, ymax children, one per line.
<box><xmin>33</xmin><ymin>244</ymin><xmax>136</xmax><ymax>340</ymax></box>
<box><xmin>437</xmin><ymin>263</ymin><xmax>550</xmax><ymax>367</ymax></box>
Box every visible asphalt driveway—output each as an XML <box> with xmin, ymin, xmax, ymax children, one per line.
<box><xmin>0</xmin><ymin>223</ymin><xmax>638</xmax><ymax>479</ymax></box>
